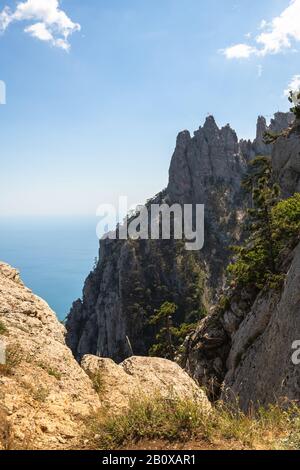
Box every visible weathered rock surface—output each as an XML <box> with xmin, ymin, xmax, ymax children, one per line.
<box><xmin>0</xmin><ymin>263</ymin><xmax>101</xmax><ymax>450</ymax></box>
<box><xmin>81</xmin><ymin>355</ymin><xmax>211</xmax><ymax>414</ymax></box>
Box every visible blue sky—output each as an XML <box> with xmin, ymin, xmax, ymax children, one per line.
<box><xmin>0</xmin><ymin>0</ymin><xmax>299</xmax><ymax>216</ymax></box>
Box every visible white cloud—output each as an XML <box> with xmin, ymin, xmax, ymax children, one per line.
<box><xmin>284</xmin><ymin>74</ymin><xmax>300</xmax><ymax>96</ymax></box>
<box><xmin>222</xmin><ymin>44</ymin><xmax>257</xmax><ymax>59</ymax></box>
<box><xmin>0</xmin><ymin>0</ymin><xmax>80</xmax><ymax>51</ymax></box>
<box><xmin>223</xmin><ymin>0</ymin><xmax>300</xmax><ymax>59</ymax></box>
<box><xmin>25</xmin><ymin>22</ymin><xmax>53</xmax><ymax>41</ymax></box>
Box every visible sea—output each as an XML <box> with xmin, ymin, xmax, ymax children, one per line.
<box><xmin>0</xmin><ymin>216</ymin><xmax>100</xmax><ymax>321</ymax></box>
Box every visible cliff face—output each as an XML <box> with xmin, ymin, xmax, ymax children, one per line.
<box><xmin>66</xmin><ymin>113</ymin><xmax>290</xmax><ymax>364</ymax></box>
<box><xmin>181</xmin><ymin>123</ymin><xmax>300</xmax><ymax>409</ymax></box>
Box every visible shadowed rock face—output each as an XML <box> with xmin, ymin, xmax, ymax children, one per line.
<box><xmin>66</xmin><ymin>112</ymin><xmax>294</xmax><ymax>367</ymax></box>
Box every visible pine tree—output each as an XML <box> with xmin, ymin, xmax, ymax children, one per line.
<box><xmin>228</xmin><ymin>157</ymin><xmax>280</xmax><ymax>289</ymax></box>
<box><xmin>288</xmin><ymin>90</ymin><xmax>300</xmax><ymax>120</ymax></box>
<box><xmin>149</xmin><ymin>302</ymin><xmax>177</xmax><ymax>359</ymax></box>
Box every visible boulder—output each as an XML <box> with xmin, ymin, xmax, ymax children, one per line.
<box><xmin>81</xmin><ymin>355</ymin><xmax>211</xmax><ymax>414</ymax></box>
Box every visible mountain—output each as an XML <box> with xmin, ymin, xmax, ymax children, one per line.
<box><xmin>66</xmin><ymin>112</ymin><xmax>293</xmax><ymax>364</ymax></box>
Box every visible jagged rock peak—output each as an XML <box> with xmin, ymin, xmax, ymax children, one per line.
<box><xmin>240</xmin><ymin>111</ymin><xmax>294</xmax><ymax>160</ymax></box>
<box><xmin>168</xmin><ymin>115</ymin><xmax>246</xmax><ymax>204</ymax></box>
<box><xmin>176</xmin><ymin>129</ymin><xmax>191</xmax><ymax>147</ymax></box>
<box><xmin>202</xmin><ymin>114</ymin><xmax>219</xmax><ymax>135</ymax></box>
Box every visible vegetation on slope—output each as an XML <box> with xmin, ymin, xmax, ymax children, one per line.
<box><xmin>85</xmin><ymin>395</ymin><xmax>300</xmax><ymax>451</ymax></box>
<box><xmin>227</xmin><ymin>157</ymin><xmax>300</xmax><ymax>291</ymax></box>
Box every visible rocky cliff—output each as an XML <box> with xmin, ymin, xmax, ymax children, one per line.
<box><xmin>181</xmin><ymin>120</ymin><xmax>300</xmax><ymax>409</ymax></box>
<box><xmin>66</xmin><ymin>113</ymin><xmax>292</xmax><ymax>365</ymax></box>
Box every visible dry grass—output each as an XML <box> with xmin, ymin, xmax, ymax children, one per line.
<box><xmin>0</xmin><ymin>321</ymin><xmax>8</xmax><ymax>336</ymax></box>
<box><xmin>36</xmin><ymin>362</ymin><xmax>62</xmax><ymax>381</ymax></box>
<box><xmin>86</xmin><ymin>370</ymin><xmax>105</xmax><ymax>395</ymax></box>
<box><xmin>0</xmin><ymin>343</ymin><xmax>23</xmax><ymax>377</ymax></box>
<box><xmin>84</xmin><ymin>395</ymin><xmax>300</xmax><ymax>451</ymax></box>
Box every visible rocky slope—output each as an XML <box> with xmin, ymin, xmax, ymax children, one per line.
<box><xmin>0</xmin><ymin>263</ymin><xmax>209</xmax><ymax>449</ymax></box>
<box><xmin>181</xmin><ymin>120</ymin><xmax>300</xmax><ymax>409</ymax></box>
<box><xmin>66</xmin><ymin>113</ymin><xmax>291</xmax><ymax>364</ymax></box>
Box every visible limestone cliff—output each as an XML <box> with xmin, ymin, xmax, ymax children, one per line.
<box><xmin>66</xmin><ymin>113</ymin><xmax>293</xmax><ymax>365</ymax></box>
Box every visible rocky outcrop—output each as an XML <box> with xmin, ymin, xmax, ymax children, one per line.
<box><xmin>0</xmin><ymin>262</ymin><xmax>101</xmax><ymax>450</ymax></box>
<box><xmin>81</xmin><ymin>355</ymin><xmax>211</xmax><ymax>414</ymax></box>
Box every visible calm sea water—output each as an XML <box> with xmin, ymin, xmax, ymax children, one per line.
<box><xmin>0</xmin><ymin>216</ymin><xmax>100</xmax><ymax>320</ymax></box>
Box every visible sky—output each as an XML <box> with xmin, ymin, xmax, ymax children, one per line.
<box><xmin>0</xmin><ymin>0</ymin><xmax>300</xmax><ymax>216</ymax></box>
